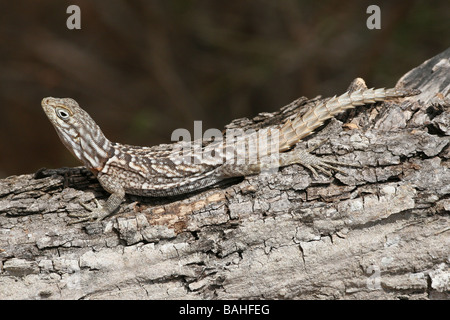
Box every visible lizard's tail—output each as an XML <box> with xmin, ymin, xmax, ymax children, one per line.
<box><xmin>277</xmin><ymin>87</ymin><xmax>420</xmax><ymax>152</ymax></box>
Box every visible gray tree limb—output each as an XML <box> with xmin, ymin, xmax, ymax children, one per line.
<box><xmin>0</xmin><ymin>49</ymin><xmax>449</xmax><ymax>299</ymax></box>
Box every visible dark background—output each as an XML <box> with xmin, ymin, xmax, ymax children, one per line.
<box><xmin>0</xmin><ymin>0</ymin><xmax>448</xmax><ymax>178</ymax></box>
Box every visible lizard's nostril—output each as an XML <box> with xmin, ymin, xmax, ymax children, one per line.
<box><xmin>42</xmin><ymin>97</ymin><xmax>56</xmax><ymax>106</ymax></box>
<box><xmin>42</xmin><ymin>97</ymin><xmax>50</xmax><ymax>106</ymax></box>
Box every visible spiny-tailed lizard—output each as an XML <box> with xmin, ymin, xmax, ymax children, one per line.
<box><xmin>41</xmin><ymin>78</ymin><xmax>419</xmax><ymax>223</ymax></box>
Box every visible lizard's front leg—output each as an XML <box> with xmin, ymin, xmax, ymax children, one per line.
<box><xmin>69</xmin><ymin>173</ymin><xmax>125</xmax><ymax>224</ymax></box>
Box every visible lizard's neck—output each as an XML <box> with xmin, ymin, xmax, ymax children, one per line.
<box><xmin>58</xmin><ymin>123</ymin><xmax>113</xmax><ymax>174</ymax></box>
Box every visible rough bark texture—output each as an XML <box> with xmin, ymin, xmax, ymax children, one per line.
<box><xmin>1</xmin><ymin>49</ymin><xmax>449</xmax><ymax>300</ymax></box>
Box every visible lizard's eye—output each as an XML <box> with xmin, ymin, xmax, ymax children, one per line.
<box><xmin>56</xmin><ymin>107</ymin><xmax>70</xmax><ymax>120</ymax></box>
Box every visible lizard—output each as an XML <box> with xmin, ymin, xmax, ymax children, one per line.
<box><xmin>41</xmin><ymin>78</ymin><xmax>420</xmax><ymax>223</ymax></box>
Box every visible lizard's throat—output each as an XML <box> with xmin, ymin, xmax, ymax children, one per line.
<box><xmin>57</xmin><ymin>128</ymin><xmax>112</xmax><ymax>171</ymax></box>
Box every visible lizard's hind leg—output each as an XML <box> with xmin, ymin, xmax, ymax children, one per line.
<box><xmin>279</xmin><ymin>139</ymin><xmax>359</xmax><ymax>178</ymax></box>
<box><xmin>215</xmin><ymin>139</ymin><xmax>358</xmax><ymax>179</ymax></box>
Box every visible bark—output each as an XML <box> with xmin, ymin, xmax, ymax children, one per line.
<box><xmin>0</xmin><ymin>49</ymin><xmax>449</xmax><ymax>300</ymax></box>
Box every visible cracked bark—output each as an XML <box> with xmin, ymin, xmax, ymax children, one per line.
<box><xmin>1</xmin><ymin>49</ymin><xmax>449</xmax><ymax>300</ymax></box>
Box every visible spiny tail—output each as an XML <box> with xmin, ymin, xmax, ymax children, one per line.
<box><xmin>278</xmin><ymin>87</ymin><xmax>420</xmax><ymax>151</ymax></box>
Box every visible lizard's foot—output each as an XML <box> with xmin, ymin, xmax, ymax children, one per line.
<box><xmin>68</xmin><ymin>199</ymin><xmax>111</xmax><ymax>224</ymax></box>
<box><xmin>284</xmin><ymin>140</ymin><xmax>359</xmax><ymax>178</ymax></box>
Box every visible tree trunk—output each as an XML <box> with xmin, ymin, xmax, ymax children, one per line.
<box><xmin>0</xmin><ymin>49</ymin><xmax>449</xmax><ymax>300</ymax></box>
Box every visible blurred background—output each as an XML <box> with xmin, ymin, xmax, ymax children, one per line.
<box><xmin>0</xmin><ymin>0</ymin><xmax>448</xmax><ymax>178</ymax></box>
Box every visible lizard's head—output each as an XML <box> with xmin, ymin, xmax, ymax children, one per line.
<box><xmin>41</xmin><ymin>97</ymin><xmax>111</xmax><ymax>171</ymax></box>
